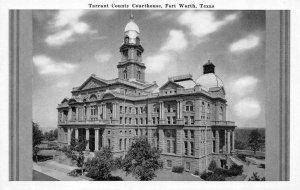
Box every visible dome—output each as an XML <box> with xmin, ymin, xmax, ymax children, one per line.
<box><xmin>196</xmin><ymin>73</ymin><xmax>224</xmax><ymax>89</ymax></box>
<box><xmin>124</xmin><ymin>20</ymin><xmax>140</xmax><ymax>33</ymax></box>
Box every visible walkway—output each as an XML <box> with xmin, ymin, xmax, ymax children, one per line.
<box><xmin>33</xmin><ymin>160</ymin><xmax>90</xmax><ymax>181</ymax></box>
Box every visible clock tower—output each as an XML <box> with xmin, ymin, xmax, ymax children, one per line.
<box><xmin>117</xmin><ymin>14</ymin><xmax>146</xmax><ymax>82</ymax></box>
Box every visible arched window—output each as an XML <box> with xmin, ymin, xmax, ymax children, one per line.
<box><xmin>219</xmin><ymin>106</ymin><xmax>223</xmax><ymax>120</ymax></box>
<box><xmin>123</xmin><ymin>70</ymin><xmax>127</xmax><ymax>79</ymax></box>
<box><xmin>124</xmin><ymin>36</ymin><xmax>129</xmax><ymax>44</ymax></box>
<box><xmin>207</xmin><ymin>104</ymin><xmax>211</xmax><ymax>120</ymax></box>
<box><xmin>136</xmin><ymin>37</ymin><xmax>140</xmax><ymax>45</ymax></box>
<box><xmin>137</xmin><ymin>71</ymin><xmax>141</xmax><ymax>80</ymax></box>
<box><xmin>185</xmin><ymin>101</ymin><xmax>194</xmax><ymax>112</ymax></box>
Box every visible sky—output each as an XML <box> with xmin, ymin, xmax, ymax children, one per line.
<box><xmin>32</xmin><ymin>10</ymin><xmax>266</xmax><ymax>131</ymax></box>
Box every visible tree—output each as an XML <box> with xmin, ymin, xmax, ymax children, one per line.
<box><xmin>64</xmin><ymin>136</ymin><xmax>88</xmax><ymax>175</ymax></box>
<box><xmin>122</xmin><ymin>137</ymin><xmax>163</xmax><ymax>181</ymax></box>
<box><xmin>85</xmin><ymin>146</ymin><xmax>116</xmax><ymax>180</ymax></box>
<box><xmin>235</xmin><ymin>140</ymin><xmax>247</xmax><ymax>150</ymax></box>
<box><xmin>32</xmin><ymin>121</ymin><xmax>43</xmax><ymax>162</ymax></box>
<box><xmin>248</xmin><ymin>130</ymin><xmax>263</xmax><ymax>155</ymax></box>
<box><xmin>44</xmin><ymin>129</ymin><xmax>58</xmax><ymax>141</ymax></box>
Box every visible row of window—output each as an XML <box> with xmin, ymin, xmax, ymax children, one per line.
<box><xmin>119</xmin><ymin>117</ymin><xmax>147</xmax><ymax>125</ymax></box>
<box><xmin>123</xmin><ymin>70</ymin><xmax>142</xmax><ymax>80</ymax></box>
<box><xmin>120</xmin><ymin>106</ymin><xmax>146</xmax><ymax>114</ymax></box>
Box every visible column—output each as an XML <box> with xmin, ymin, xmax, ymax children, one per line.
<box><xmin>68</xmin><ymin>108</ymin><xmax>72</xmax><ymax>121</ymax></box>
<box><xmin>232</xmin><ymin>130</ymin><xmax>235</xmax><ymax>151</ymax></box>
<box><xmin>215</xmin><ymin>130</ymin><xmax>220</xmax><ymax>153</ymax></box>
<box><xmin>176</xmin><ymin>101</ymin><xmax>180</xmax><ymax>119</ymax></box>
<box><xmin>67</xmin><ymin>128</ymin><xmax>71</xmax><ymax>145</ymax></box>
<box><xmin>75</xmin><ymin>128</ymin><xmax>79</xmax><ymax>140</ymax></box>
<box><xmin>95</xmin><ymin>129</ymin><xmax>99</xmax><ymax>151</ymax></box>
<box><xmin>97</xmin><ymin>105</ymin><xmax>100</xmax><ymax>120</ymax></box>
<box><xmin>227</xmin><ymin>130</ymin><xmax>231</xmax><ymax>154</ymax></box>
<box><xmin>158</xmin><ymin>128</ymin><xmax>164</xmax><ymax>152</ymax></box>
<box><xmin>224</xmin><ymin>130</ymin><xmax>227</xmax><ymax>152</ymax></box>
<box><xmin>86</xmin><ymin>106</ymin><xmax>90</xmax><ymax>121</ymax></box>
<box><xmin>103</xmin><ymin>104</ymin><xmax>107</xmax><ymax>120</ymax></box>
<box><xmin>86</xmin><ymin>128</ymin><xmax>90</xmax><ymax>150</ymax></box>
<box><xmin>147</xmin><ymin>104</ymin><xmax>152</xmax><ymax>125</ymax></box>
<box><xmin>76</xmin><ymin>107</ymin><xmax>79</xmax><ymax>121</ymax></box>
<box><xmin>159</xmin><ymin>101</ymin><xmax>164</xmax><ymax>123</ymax></box>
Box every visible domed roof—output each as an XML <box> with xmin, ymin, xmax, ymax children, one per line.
<box><xmin>196</xmin><ymin>73</ymin><xmax>224</xmax><ymax>89</ymax></box>
<box><xmin>124</xmin><ymin>15</ymin><xmax>140</xmax><ymax>33</ymax></box>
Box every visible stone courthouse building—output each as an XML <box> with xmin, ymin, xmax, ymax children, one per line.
<box><xmin>57</xmin><ymin>15</ymin><xmax>237</xmax><ymax>173</ymax></box>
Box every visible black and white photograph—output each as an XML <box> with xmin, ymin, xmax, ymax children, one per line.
<box><xmin>31</xmin><ymin>10</ymin><xmax>266</xmax><ymax>181</ymax></box>
<box><xmin>1</xmin><ymin>0</ymin><xmax>295</xmax><ymax>188</ymax></box>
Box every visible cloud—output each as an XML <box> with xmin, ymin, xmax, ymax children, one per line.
<box><xmin>160</xmin><ymin>30</ymin><xmax>188</xmax><ymax>52</ymax></box>
<box><xmin>229</xmin><ymin>35</ymin><xmax>260</xmax><ymax>52</ymax></box>
<box><xmin>33</xmin><ymin>55</ymin><xmax>79</xmax><ymax>75</ymax></box>
<box><xmin>45</xmin><ymin>10</ymin><xmax>96</xmax><ymax>47</ymax></box>
<box><xmin>234</xmin><ymin>98</ymin><xmax>261</xmax><ymax>119</ymax></box>
<box><xmin>56</xmin><ymin>81</ymin><xmax>70</xmax><ymax>88</ymax></box>
<box><xmin>145</xmin><ymin>53</ymin><xmax>172</xmax><ymax>73</ymax></box>
<box><xmin>95</xmin><ymin>52</ymin><xmax>112</xmax><ymax>63</ymax></box>
<box><xmin>178</xmin><ymin>11</ymin><xmax>238</xmax><ymax>38</ymax></box>
<box><xmin>231</xmin><ymin>76</ymin><xmax>259</xmax><ymax>97</ymax></box>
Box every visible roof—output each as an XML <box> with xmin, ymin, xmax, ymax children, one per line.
<box><xmin>195</xmin><ymin>73</ymin><xmax>224</xmax><ymax>89</ymax></box>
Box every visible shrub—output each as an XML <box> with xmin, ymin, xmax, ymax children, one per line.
<box><xmin>228</xmin><ymin>164</ymin><xmax>243</xmax><ymax>176</ymax></box>
<box><xmin>114</xmin><ymin>157</ymin><xmax>123</xmax><ymax>170</ymax></box>
<box><xmin>172</xmin><ymin>166</ymin><xmax>184</xmax><ymax>173</ymax></box>
<box><xmin>208</xmin><ymin>160</ymin><xmax>217</xmax><ymax>171</ymax></box>
<box><xmin>85</xmin><ymin>147</ymin><xmax>115</xmax><ymax>180</ymax></box>
<box><xmin>194</xmin><ymin>170</ymin><xmax>200</xmax><ymax>176</ymax></box>
<box><xmin>248</xmin><ymin>172</ymin><xmax>265</xmax><ymax>181</ymax></box>
<box><xmin>237</xmin><ymin>154</ymin><xmax>247</xmax><ymax>162</ymax></box>
<box><xmin>200</xmin><ymin>171</ymin><xmax>213</xmax><ymax>180</ymax></box>
<box><xmin>206</xmin><ymin>173</ymin><xmax>225</xmax><ymax>181</ymax></box>
<box><xmin>68</xmin><ymin>169</ymin><xmax>79</xmax><ymax>177</ymax></box>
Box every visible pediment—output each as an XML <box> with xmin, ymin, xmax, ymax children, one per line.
<box><xmin>78</xmin><ymin>77</ymin><xmax>108</xmax><ymax>91</ymax></box>
<box><xmin>159</xmin><ymin>81</ymin><xmax>183</xmax><ymax>90</ymax></box>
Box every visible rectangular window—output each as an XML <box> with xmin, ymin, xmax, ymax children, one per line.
<box><xmin>173</xmin><ymin>140</ymin><xmax>176</xmax><ymax>154</ymax></box>
<box><xmin>190</xmin><ymin>142</ymin><xmax>194</xmax><ymax>156</ymax></box>
<box><xmin>184</xmin><ymin>141</ymin><xmax>188</xmax><ymax>155</ymax></box>
<box><xmin>172</xmin><ymin>116</ymin><xmax>176</xmax><ymax>124</ymax></box>
<box><xmin>167</xmin><ymin>116</ymin><xmax>171</xmax><ymax>124</ymax></box>
<box><xmin>120</xmin><ymin>106</ymin><xmax>123</xmax><ymax>113</ymax></box>
<box><xmin>157</xmin><ymin>117</ymin><xmax>160</xmax><ymax>124</ymax></box>
<box><xmin>190</xmin><ymin>116</ymin><xmax>194</xmax><ymax>125</ymax></box>
<box><xmin>129</xmin><ymin>107</ymin><xmax>132</xmax><ymax>114</ymax></box>
<box><xmin>129</xmin><ymin>118</ymin><xmax>132</xmax><ymax>124</ymax></box>
<box><xmin>120</xmin><ymin>117</ymin><xmax>123</xmax><ymax>124</ymax></box>
<box><xmin>167</xmin><ymin>160</ymin><xmax>172</xmax><ymax>168</ymax></box>
<box><xmin>140</xmin><ymin>118</ymin><xmax>143</xmax><ymax>124</ymax></box>
<box><xmin>152</xmin><ymin>117</ymin><xmax>155</xmax><ymax>124</ymax></box>
<box><xmin>190</xmin><ymin>130</ymin><xmax>194</xmax><ymax>138</ymax></box>
<box><xmin>135</xmin><ymin>118</ymin><xmax>138</xmax><ymax>125</ymax></box>
<box><xmin>119</xmin><ymin>139</ymin><xmax>122</xmax><ymax>150</ymax></box>
<box><xmin>184</xmin><ymin>116</ymin><xmax>188</xmax><ymax>125</ymax></box>
<box><xmin>184</xmin><ymin>130</ymin><xmax>188</xmax><ymax>138</ymax></box>
<box><xmin>136</xmin><ymin>107</ymin><xmax>138</xmax><ymax>114</ymax></box>
<box><xmin>167</xmin><ymin>140</ymin><xmax>171</xmax><ymax>153</ymax></box>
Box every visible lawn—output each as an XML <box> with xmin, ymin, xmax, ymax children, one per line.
<box><xmin>110</xmin><ymin>169</ymin><xmax>203</xmax><ymax>181</ymax></box>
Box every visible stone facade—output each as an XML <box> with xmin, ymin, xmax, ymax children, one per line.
<box><xmin>57</xmin><ymin>15</ymin><xmax>237</xmax><ymax>173</ymax></box>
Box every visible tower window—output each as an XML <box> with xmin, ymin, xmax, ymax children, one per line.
<box><xmin>123</xmin><ymin>70</ymin><xmax>127</xmax><ymax>79</ymax></box>
<box><xmin>137</xmin><ymin>71</ymin><xmax>141</xmax><ymax>80</ymax></box>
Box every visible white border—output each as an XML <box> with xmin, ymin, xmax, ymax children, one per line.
<box><xmin>1</xmin><ymin>0</ymin><xmax>300</xmax><ymax>189</ymax></box>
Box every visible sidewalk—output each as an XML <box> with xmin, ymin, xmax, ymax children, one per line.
<box><xmin>33</xmin><ymin>160</ymin><xmax>90</xmax><ymax>181</ymax></box>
